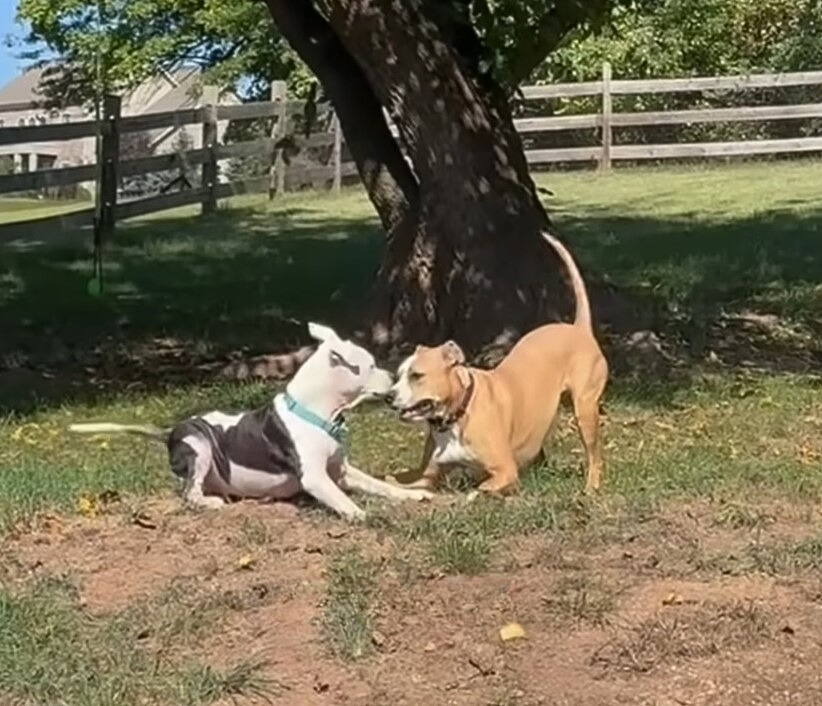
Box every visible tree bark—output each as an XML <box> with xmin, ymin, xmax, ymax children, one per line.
<box><xmin>263</xmin><ymin>0</ymin><xmax>577</xmax><ymax>355</ymax></box>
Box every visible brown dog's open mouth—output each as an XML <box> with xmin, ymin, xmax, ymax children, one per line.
<box><xmin>398</xmin><ymin>399</ymin><xmax>436</xmax><ymax>421</ymax></box>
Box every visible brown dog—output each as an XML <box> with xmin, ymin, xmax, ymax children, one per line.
<box><xmin>387</xmin><ymin>232</ymin><xmax>608</xmax><ymax>495</ymax></box>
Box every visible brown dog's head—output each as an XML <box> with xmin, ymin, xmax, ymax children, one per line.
<box><xmin>388</xmin><ymin>341</ymin><xmax>466</xmax><ymax>422</ymax></box>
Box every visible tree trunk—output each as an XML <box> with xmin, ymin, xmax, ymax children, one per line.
<box><xmin>264</xmin><ymin>0</ymin><xmax>576</xmax><ymax>356</ymax></box>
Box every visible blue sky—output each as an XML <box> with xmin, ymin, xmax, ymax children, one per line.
<box><xmin>0</xmin><ymin>0</ymin><xmax>26</xmax><ymax>87</ymax></box>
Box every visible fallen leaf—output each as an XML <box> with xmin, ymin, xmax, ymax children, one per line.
<box><xmin>796</xmin><ymin>443</ymin><xmax>821</xmax><ymax>466</ymax></box>
<box><xmin>237</xmin><ymin>553</ymin><xmax>257</xmax><ymax>570</ymax></box>
<box><xmin>467</xmin><ymin>653</ymin><xmax>495</xmax><ymax>676</ymax></box>
<box><xmin>99</xmin><ymin>490</ymin><xmax>121</xmax><ymax>505</ymax></box>
<box><xmin>76</xmin><ymin>494</ymin><xmax>100</xmax><ymax>518</ymax></box>
<box><xmin>312</xmin><ymin>677</ymin><xmax>330</xmax><ymax>694</ymax></box>
<box><xmin>499</xmin><ymin>622</ymin><xmax>526</xmax><ymax>642</ymax></box>
<box><xmin>133</xmin><ymin>513</ymin><xmax>157</xmax><ymax>530</ymax></box>
<box><xmin>371</xmin><ymin>630</ymin><xmax>386</xmax><ymax>647</ymax></box>
<box><xmin>326</xmin><ymin>529</ymin><xmax>348</xmax><ymax>539</ymax></box>
<box><xmin>662</xmin><ymin>592</ymin><xmax>683</xmax><ymax>606</ymax></box>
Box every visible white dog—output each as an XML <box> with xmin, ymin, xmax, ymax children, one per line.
<box><xmin>69</xmin><ymin>323</ymin><xmax>431</xmax><ymax>521</ymax></box>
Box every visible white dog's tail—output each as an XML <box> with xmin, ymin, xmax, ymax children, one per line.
<box><xmin>68</xmin><ymin>422</ymin><xmax>169</xmax><ymax>442</ymax></box>
<box><xmin>542</xmin><ymin>231</ymin><xmax>592</xmax><ymax>331</ymax></box>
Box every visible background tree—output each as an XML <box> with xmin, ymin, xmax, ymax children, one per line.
<box><xmin>17</xmin><ymin>0</ymin><xmax>315</xmax><ymax>103</ymax></box>
<box><xmin>18</xmin><ymin>0</ymin><xmax>635</xmax><ymax>354</ymax></box>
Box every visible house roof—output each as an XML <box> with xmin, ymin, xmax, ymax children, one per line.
<box><xmin>0</xmin><ymin>66</ymin><xmax>51</xmax><ymax>106</ymax></box>
<box><xmin>0</xmin><ymin>65</ymin><xmax>208</xmax><ymax>113</ymax></box>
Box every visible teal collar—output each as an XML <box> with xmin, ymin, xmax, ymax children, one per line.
<box><xmin>281</xmin><ymin>392</ymin><xmax>347</xmax><ymax>444</ymax></box>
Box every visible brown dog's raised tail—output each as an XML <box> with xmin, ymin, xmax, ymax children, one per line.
<box><xmin>541</xmin><ymin>231</ymin><xmax>592</xmax><ymax>331</ymax></box>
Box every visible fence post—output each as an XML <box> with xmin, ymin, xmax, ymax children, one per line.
<box><xmin>96</xmin><ymin>94</ymin><xmax>120</xmax><ymax>237</ymax></box>
<box><xmin>331</xmin><ymin>111</ymin><xmax>342</xmax><ymax>194</ymax></box>
<box><xmin>269</xmin><ymin>80</ymin><xmax>288</xmax><ymax>199</ymax></box>
<box><xmin>200</xmin><ymin>85</ymin><xmax>219</xmax><ymax>214</ymax></box>
<box><xmin>600</xmin><ymin>61</ymin><xmax>612</xmax><ymax>171</ymax></box>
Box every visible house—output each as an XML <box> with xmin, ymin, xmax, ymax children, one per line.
<box><xmin>0</xmin><ymin>66</ymin><xmax>238</xmax><ymax>181</ymax></box>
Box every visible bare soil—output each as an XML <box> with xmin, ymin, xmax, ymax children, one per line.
<box><xmin>7</xmin><ymin>497</ymin><xmax>822</xmax><ymax>706</ymax></box>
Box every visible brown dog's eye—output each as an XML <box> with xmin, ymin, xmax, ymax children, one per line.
<box><xmin>409</xmin><ymin>370</ymin><xmax>424</xmax><ymax>382</ymax></box>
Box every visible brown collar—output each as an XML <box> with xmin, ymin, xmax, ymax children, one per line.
<box><xmin>429</xmin><ymin>372</ymin><xmax>475</xmax><ymax>431</ymax></box>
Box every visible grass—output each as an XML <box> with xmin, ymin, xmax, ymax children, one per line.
<box><xmin>322</xmin><ymin>548</ymin><xmax>378</xmax><ymax>660</ymax></box>
<box><xmin>2</xmin><ymin>160</ymin><xmax>822</xmax><ymax>700</ymax></box>
<box><xmin>699</xmin><ymin>535</ymin><xmax>822</xmax><ymax>576</ymax></box>
<box><xmin>1</xmin><ymin>159</ymin><xmax>821</xmax><ymax>546</ymax></box>
<box><xmin>0</xmin><ymin>576</ymin><xmax>271</xmax><ymax>706</ymax></box>
<box><xmin>0</xmin><ymin>197</ymin><xmax>90</xmax><ymax>225</ymax></box>
<box><xmin>542</xmin><ymin>575</ymin><xmax>618</xmax><ymax>627</ymax></box>
<box><xmin>591</xmin><ymin>600</ymin><xmax>772</xmax><ymax>674</ymax></box>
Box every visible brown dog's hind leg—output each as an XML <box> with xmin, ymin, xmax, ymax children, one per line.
<box><xmin>572</xmin><ymin>385</ymin><xmax>605</xmax><ymax>494</ymax></box>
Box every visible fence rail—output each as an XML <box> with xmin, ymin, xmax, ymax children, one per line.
<box><xmin>518</xmin><ymin>64</ymin><xmax>822</xmax><ymax>168</ymax></box>
<box><xmin>1</xmin><ymin>65</ymin><xmax>822</xmax><ymax>238</ymax></box>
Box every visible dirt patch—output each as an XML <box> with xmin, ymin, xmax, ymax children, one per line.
<box><xmin>6</xmin><ymin>498</ymin><xmax>822</xmax><ymax>705</ymax></box>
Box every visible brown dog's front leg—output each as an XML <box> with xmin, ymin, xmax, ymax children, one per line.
<box><xmin>477</xmin><ymin>453</ymin><xmax>519</xmax><ymax>496</ymax></box>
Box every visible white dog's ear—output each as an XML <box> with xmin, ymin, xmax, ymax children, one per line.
<box><xmin>441</xmin><ymin>340</ymin><xmax>465</xmax><ymax>367</ymax></box>
<box><xmin>308</xmin><ymin>322</ymin><xmax>338</xmax><ymax>343</ymax></box>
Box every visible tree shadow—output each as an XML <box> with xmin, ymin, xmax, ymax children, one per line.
<box><xmin>1</xmin><ymin>197</ymin><xmax>821</xmax><ymax>414</ymax></box>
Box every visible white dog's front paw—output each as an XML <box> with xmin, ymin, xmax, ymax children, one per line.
<box><xmin>346</xmin><ymin>508</ymin><xmax>367</xmax><ymax>522</ymax></box>
<box><xmin>188</xmin><ymin>495</ymin><xmax>226</xmax><ymax>510</ymax></box>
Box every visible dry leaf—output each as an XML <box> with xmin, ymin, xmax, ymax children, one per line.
<box><xmin>237</xmin><ymin>553</ymin><xmax>256</xmax><ymax>570</ymax></box>
<box><xmin>371</xmin><ymin>630</ymin><xmax>386</xmax><ymax>647</ymax></box>
<box><xmin>662</xmin><ymin>592</ymin><xmax>683</xmax><ymax>606</ymax></box>
<box><xmin>796</xmin><ymin>443</ymin><xmax>821</xmax><ymax>466</ymax></box>
<box><xmin>133</xmin><ymin>513</ymin><xmax>157</xmax><ymax>530</ymax></box>
<box><xmin>76</xmin><ymin>493</ymin><xmax>100</xmax><ymax>518</ymax></box>
<box><xmin>499</xmin><ymin>622</ymin><xmax>526</xmax><ymax>642</ymax></box>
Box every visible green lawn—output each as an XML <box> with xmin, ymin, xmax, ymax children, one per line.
<box><xmin>0</xmin><ymin>197</ymin><xmax>91</xmax><ymax>225</ymax></box>
<box><xmin>0</xmin><ymin>158</ymin><xmax>821</xmax><ymax>532</ymax></box>
<box><xmin>2</xmin><ymin>160</ymin><xmax>822</xmax><ymax>705</ymax></box>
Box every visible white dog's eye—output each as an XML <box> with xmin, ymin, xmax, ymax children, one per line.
<box><xmin>329</xmin><ymin>350</ymin><xmax>360</xmax><ymax>375</ymax></box>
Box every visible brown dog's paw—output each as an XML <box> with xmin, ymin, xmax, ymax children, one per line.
<box><xmin>477</xmin><ymin>480</ymin><xmax>519</xmax><ymax>498</ymax></box>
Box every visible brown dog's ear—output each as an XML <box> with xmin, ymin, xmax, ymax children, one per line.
<box><xmin>454</xmin><ymin>365</ymin><xmax>471</xmax><ymax>388</ymax></box>
<box><xmin>441</xmin><ymin>340</ymin><xmax>465</xmax><ymax>367</ymax></box>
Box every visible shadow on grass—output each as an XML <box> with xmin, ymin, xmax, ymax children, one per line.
<box><xmin>1</xmin><ymin>196</ymin><xmax>821</xmax><ymax>414</ymax></box>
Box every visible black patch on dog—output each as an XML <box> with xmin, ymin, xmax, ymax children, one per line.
<box><xmin>167</xmin><ymin>404</ymin><xmax>301</xmax><ymax>483</ymax></box>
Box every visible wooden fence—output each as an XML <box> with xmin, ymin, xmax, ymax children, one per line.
<box><xmin>0</xmin><ymin>79</ymin><xmax>354</xmax><ymax>238</ymax></box>
<box><xmin>517</xmin><ymin>64</ymin><xmax>822</xmax><ymax>167</ymax></box>
<box><xmin>1</xmin><ymin>65</ymin><xmax>821</xmax><ymax>237</ymax></box>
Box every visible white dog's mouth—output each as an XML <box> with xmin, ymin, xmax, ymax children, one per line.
<box><xmin>396</xmin><ymin>399</ymin><xmax>437</xmax><ymax>421</ymax></box>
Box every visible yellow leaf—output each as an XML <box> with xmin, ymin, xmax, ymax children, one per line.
<box><xmin>77</xmin><ymin>494</ymin><xmax>100</xmax><ymax>518</ymax></box>
<box><xmin>237</xmin><ymin>553</ymin><xmax>256</xmax><ymax>570</ymax></box>
<box><xmin>499</xmin><ymin>622</ymin><xmax>526</xmax><ymax>642</ymax></box>
<box><xmin>662</xmin><ymin>592</ymin><xmax>683</xmax><ymax>606</ymax></box>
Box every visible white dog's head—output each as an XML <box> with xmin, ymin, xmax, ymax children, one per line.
<box><xmin>288</xmin><ymin>322</ymin><xmax>393</xmax><ymax>414</ymax></box>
